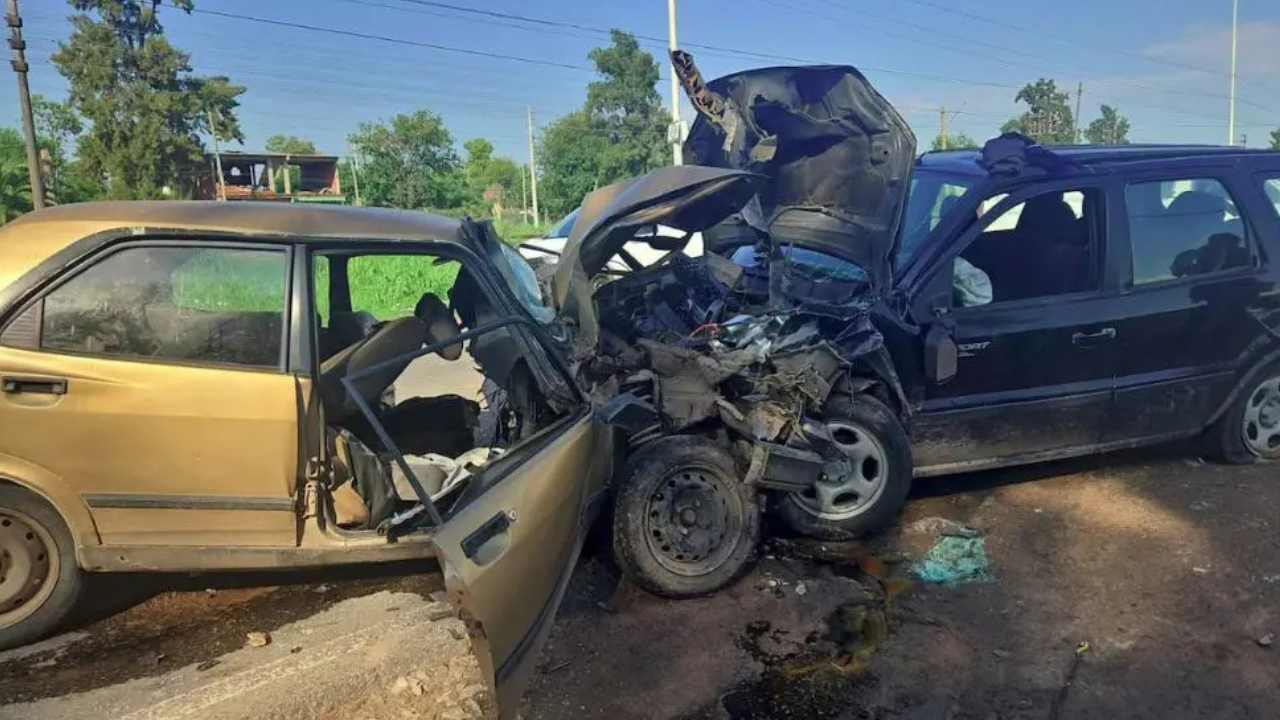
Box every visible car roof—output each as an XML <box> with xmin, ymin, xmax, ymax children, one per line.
<box><xmin>919</xmin><ymin>144</ymin><xmax>1280</xmax><ymax>177</ymax></box>
<box><xmin>0</xmin><ymin>201</ymin><xmax>468</xmax><ymax>292</ymax></box>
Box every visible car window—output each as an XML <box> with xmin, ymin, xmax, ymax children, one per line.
<box><xmin>1125</xmin><ymin>178</ymin><xmax>1252</xmax><ymax>286</ymax></box>
<box><xmin>898</xmin><ymin>170</ymin><xmax>977</xmax><ymax>263</ymax></box>
<box><xmin>41</xmin><ymin>245</ymin><xmax>288</xmax><ymax>367</ymax></box>
<box><xmin>347</xmin><ymin>255</ymin><xmax>460</xmax><ymax>320</ymax></box>
<box><xmin>1262</xmin><ymin>178</ymin><xmax>1280</xmax><ymax>220</ymax></box>
<box><xmin>954</xmin><ymin>188</ymin><xmax>1100</xmax><ymax>307</ymax></box>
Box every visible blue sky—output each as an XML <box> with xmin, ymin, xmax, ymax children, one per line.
<box><xmin>7</xmin><ymin>0</ymin><xmax>1280</xmax><ymax>163</ymax></box>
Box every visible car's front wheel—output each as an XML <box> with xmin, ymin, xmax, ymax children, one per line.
<box><xmin>611</xmin><ymin>436</ymin><xmax>760</xmax><ymax>598</ymax></box>
<box><xmin>0</xmin><ymin>485</ymin><xmax>83</xmax><ymax>651</ymax></box>
<box><xmin>777</xmin><ymin>394</ymin><xmax>913</xmax><ymax>541</ymax></box>
<box><xmin>1209</xmin><ymin>364</ymin><xmax>1280</xmax><ymax>464</ymax></box>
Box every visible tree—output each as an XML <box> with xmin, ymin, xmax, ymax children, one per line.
<box><xmin>460</xmin><ymin>138</ymin><xmax>521</xmax><ymax>216</ymax></box>
<box><xmin>0</xmin><ymin>128</ymin><xmax>33</xmax><ymax>222</ymax></box>
<box><xmin>1001</xmin><ymin>79</ymin><xmax>1075</xmax><ymax>144</ymax></box>
<box><xmin>265</xmin><ymin>135</ymin><xmax>318</xmax><ymax>155</ymax></box>
<box><xmin>931</xmin><ymin>132</ymin><xmax>978</xmax><ymax>151</ymax></box>
<box><xmin>347</xmin><ymin>109</ymin><xmax>463</xmax><ymax>211</ymax></box>
<box><xmin>52</xmin><ymin>1</ymin><xmax>245</xmax><ymax>199</ymax></box>
<box><xmin>538</xmin><ymin>110</ymin><xmax>609</xmax><ymax>217</ymax></box>
<box><xmin>539</xmin><ymin>31</ymin><xmax>669</xmax><ymax>216</ymax></box>
<box><xmin>587</xmin><ymin>30</ymin><xmax>669</xmax><ymax>180</ymax></box>
<box><xmin>30</xmin><ymin>95</ymin><xmax>103</xmax><ymax>204</ymax></box>
<box><xmin>1270</xmin><ymin>128</ymin><xmax>1280</xmax><ymax>150</ymax></box>
<box><xmin>1085</xmin><ymin>105</ymin><xmax>1131</xmax><ymax>145</ymax></box>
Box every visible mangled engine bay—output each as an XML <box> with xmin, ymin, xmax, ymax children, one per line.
<box><xmin>561</xmin><ymin>52</ymin><xmax>917</xmax><ymax>494</ymax></box>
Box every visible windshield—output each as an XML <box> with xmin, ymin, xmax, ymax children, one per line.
<box><xmin>897</xmin><ymin>169</ymin><xmax>978</xmax><ymax>265</ymax></box>
<box><xmin>497</xmin><ymin>243</ymin><xmax>555</xmax><ymax>323</ymax></box>
<box><xmin>546</xmin><ymin>208</ymin><xmax>579</xmax><ymax>239</ymax></box>
<box><xmin>730</xmin><ymin>244</ymin><xmax>869</xmax><ymax>282</ymax></box>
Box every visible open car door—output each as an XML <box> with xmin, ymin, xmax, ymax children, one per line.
<box><xmin>429</xmin><ymin>408</ymin><xmax>609</xmax><ymax>717</ymax></box>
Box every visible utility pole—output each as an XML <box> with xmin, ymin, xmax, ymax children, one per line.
<box><xmin>1228</xmin><ymin>0</ymin><xmax>1238</xmax><ymax>145</ymax></box>
<box><xmin>526</xmin><ymin>106</ymin><xmax>539</xmax><ymax>223</ymax></box>
<box><xmin>667</xmin><ymin>0</ymin><xmax>683</xmax><ymax>166</ymax></box>
<box><xmin>7</xmin><ymin>0</ymin><xmax>44</xmax><ymax>210</ymax></box>
<box><xmin>347</xmin><ymin>146</ymin><xmax>362</xmax><ymax>206</ymax></box>
<box><xmin>939</xmin><ymin>106</ymin><xmax>949</xmax><ymax>150</ymax></box>
<box><xmin>1074</xmin><ymin>81</ymin><xmax>1084</xmax><ymax>144</ymax></box>
<box><xmin>520</xmin><ymin>165</ymin><xmax>528</xmax><ymax>223</ymax></box>
<box><xmin>206</xmin><ymin>108</ymin><xmax>227</xmax><ymax>202</ymax></box>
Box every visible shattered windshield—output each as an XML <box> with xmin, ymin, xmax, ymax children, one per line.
<box><xmin>897</xmin><ymin>170</ymin><xmax>978</xmax><ymax>265</ymax></box>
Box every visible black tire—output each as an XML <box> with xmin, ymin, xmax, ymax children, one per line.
<box><xmin>776</xmin><ymin>394</ymin><xmax>913</xmax><ymax>541</ymax></box>
<box><xmin>1206</xmin><ymin>363</ymin><xmax>1280</xmax><ymax>465</ymax></box>
<box><xmin>611</xmin><ymin>436</ymin><xmax>760</xmax><ymax>598</ymax></box>
<box><xmin>0</xmin><ymin>485</ymin><xmax>84</xmax><ymax>651</ymax></box>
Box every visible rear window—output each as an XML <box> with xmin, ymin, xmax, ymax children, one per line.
<box><xmin>1124</xmin><ymin>178</ymin><xmax>1252</xmax><ymax>286</ymax></box>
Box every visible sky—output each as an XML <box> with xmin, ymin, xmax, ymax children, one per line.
<box><xmin>5</xmin><ymin>0</ymin><xmax>1280</xmax><ymax>165</ymax></box>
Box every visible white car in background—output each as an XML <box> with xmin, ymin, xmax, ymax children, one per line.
<box><xmin>518</xmin><ymin>208</ymin><xmax>704</xmax><ymax>272</ymax></box>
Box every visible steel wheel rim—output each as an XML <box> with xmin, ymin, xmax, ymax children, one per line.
<box><xmin>642</xmin><ymin>465</ymin><xmax>743</xmax><ymax>577</ymax></box>
<box><xmin>0</xmin><ymin>509</ymin><xmax>59</xmax><ymax>630</ymax></box>
<box><xmin>791</xmin><ymin>420</ymin><xmax>889</xmax><ymax>521</ymax></box>
<box><xmin>1242</xmin><ymin>374</ymin><xmax>1280</xmax><ymax>459</ymax></box>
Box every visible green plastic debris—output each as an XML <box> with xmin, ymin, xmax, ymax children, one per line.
<box><xmin>912</xmin><ymin>536</ymin><xmax>994</xmax><ymax>586</ymax></box>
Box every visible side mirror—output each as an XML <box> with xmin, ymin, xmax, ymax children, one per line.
<box><xmin>924</xmin><ymin>324</ymin><xmax>958</xmax><ymax>385</ymax></box>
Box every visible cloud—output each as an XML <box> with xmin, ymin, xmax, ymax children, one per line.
<box><xmin>1145</xmin><ymin>20</ymin><xmax>1280</xmax><ymax>79</ymax></box>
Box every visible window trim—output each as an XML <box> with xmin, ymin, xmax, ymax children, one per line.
<box><xmin>22</xmin><ymin>239</ymin><xmax>294</xmax><ymax>373</ymax></box>
<box><xmin>1118</xmin><ymin>173</ymin><xmax>1261</xmax><ymax>292</ymax></box>
<box><xmin>916</xmin><ymin>180</ymin><xmax>1113</xmax><ymax>319</ymax></box>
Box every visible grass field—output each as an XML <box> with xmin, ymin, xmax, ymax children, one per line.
<box><xmin>169</xmin><ymin>215</ymin><xmax>554</xmax><ymax>321</ymax></box>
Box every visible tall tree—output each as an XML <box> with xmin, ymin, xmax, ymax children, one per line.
<box><xmin>1085</xmin><ymin>105</ymin><xmax>1131</xmax><ymax>145</ymax></box>
<box><xmin>931</xmin><ymin>132</ymin><xmax>978</xmax><ymax>151</ymax></box>
<box><xmin>586</xmin><ymin>30</ymin><xmax>669</xmax><ymax>180</ymax></box>
<box><xmin>539</xmin><ymin>31</ymin><xmax>668</xmax><ymax>216</ymax></box>
<box><xmin>52</xmin><ymin>1</ymin><xmax>245</xmax><ymax>199</ymax></box>
<box><xmin>347</xmin><ymin>109</ymin><xmax>462</xmax><ymax>211</ymax></box>
<box><xmin>538</xmin><ymin>110</ymin><xmax>609</xmax><ymax>217</ymax></box>
<box><xmin>1001</xmin><ymin>79</ymin><xmax>1076</xmax><ymax>144</ymax></box>
<box><xmin>1270</xmin><ymin>128</ymin><xmax>1280</xmax><ymax>150</ymax></box>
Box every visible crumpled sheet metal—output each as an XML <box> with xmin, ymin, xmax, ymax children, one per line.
<box><xmin>639</xmin><ymin>338</ymin><xmax>757</xmax><ymax>429</ymax></box>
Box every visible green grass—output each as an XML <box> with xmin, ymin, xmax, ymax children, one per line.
<box><xmin>493</xmin><ymin>217</ymin><xmax>552</xmax><ymax>242</ymax></box>
<box><xmin>170</xmin><ymin>251</ymin><xmax>288</xmax><ymax>313</ymax></box>
<box><xmin>314</xmin><ymin>255</ymin><xmax>460</xmax><ymax>321</ymax></box>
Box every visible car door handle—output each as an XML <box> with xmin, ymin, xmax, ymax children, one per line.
<box><xmin>1071</xmin><ymin>328</ymin><xmax>1116</xmax><ymax>347</ymax></box>
<box><xmin>460</xmin><ymin>511</ymin><xmax>512</xmax><ymax>564</ymax></box>
<box><xmin>2</xmin><ymin>376</ymin><xmax>68</xmax><ymax>395</ymax></box>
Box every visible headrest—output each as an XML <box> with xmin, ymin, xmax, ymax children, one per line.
<box><xmin>414</xmin><ymin>293</ymin><xmax>463</xmax><ymax>361</ymax></box>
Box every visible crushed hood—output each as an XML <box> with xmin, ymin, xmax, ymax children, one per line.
<box><xmin>550</xmin><ymin>165</ymin><xmax>761</xmax><ymax>355</ymax></box>
<box><xmin>672</xmin><ymin>52</ymin><xmax>916</xmax><ymax>291</ymax></box>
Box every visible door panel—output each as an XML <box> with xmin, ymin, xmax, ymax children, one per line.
<box><xmin>1104</xmin><ymin>174</ymin><xmax>1268</xmax><ymax>441</ymax></box>
<box><xmin>913</xmin><ymin>297</ymin><xmax>1118</xmax><ymax>468</ymax></box>
<box><xmin>430</xmin><ymin>411</ymin><xmax>609</xmax><ymax>718</ymax></box>
<box><xmin>0</xmin><ymin>346</ymin><xmax>299</xmax><ymax>546</ymax></box>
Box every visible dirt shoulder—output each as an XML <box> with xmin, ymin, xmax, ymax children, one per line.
<box><xmin>527</xmin><ymin>452</ymin><xmax>1280</xmax><ymax>719</ymax></box>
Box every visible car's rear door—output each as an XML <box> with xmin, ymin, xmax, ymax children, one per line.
<box><xmin>1101</xmin><ymin>168</ymin><xmax>1273</xmax><ymax>441</ymax></box>
<box><xmin>0</xmin><ymin>240</ymin><xmax>300</xmax><ymax>548</ymax></box>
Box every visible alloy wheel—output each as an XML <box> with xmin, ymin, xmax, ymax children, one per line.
<box><xmin>791</xmin><ymin>420</ymin><xmax>889</xmax><ymax>521</ymax></box>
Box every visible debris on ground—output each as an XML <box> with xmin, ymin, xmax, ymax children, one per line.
<box><xmin>1259</xmin><ymin>633</ymin><xmax>1275</xmax><ymax>648</ymax></box>
<box><xmin>912</xmin><ymin>536</ymin><xmax>995</xmax><ymax>586</ymax></box>
<box><xmin>245</xmin><ymin>631</ymin><xmax>271</xmax><ymax>648</ymax></box>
